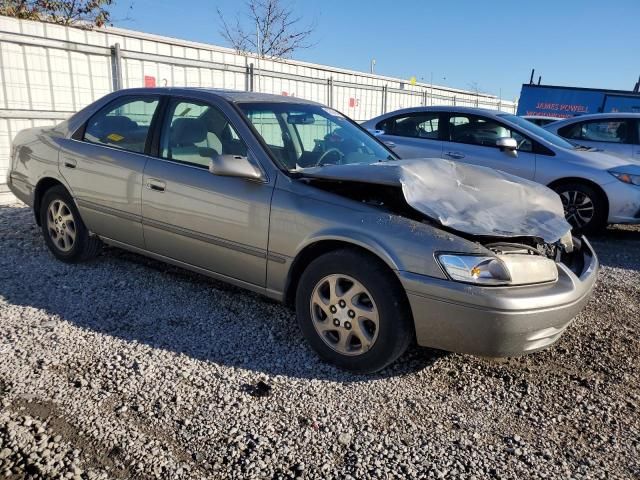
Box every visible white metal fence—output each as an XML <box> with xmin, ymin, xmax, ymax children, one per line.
<box><xmin>0</xmin><ymin>15</ymin><xmax>516</xmax><ymax>183</ymax></box>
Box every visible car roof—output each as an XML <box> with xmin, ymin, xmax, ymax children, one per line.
<box><xmin>552</xmin><ymin>112</ymin><xmax>640</xmax><ymax>124</ymax></box>
<box><xmin>365</xmin><ymin>106</ymin><xmax>512</xmax><ymax>123</ymax></box>
<box><xmin>111</xmin><ymin>87</ymin><xmax>322</xmax><ymax>105</ymax></box>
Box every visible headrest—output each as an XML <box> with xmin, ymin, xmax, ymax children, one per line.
<box><xmin>171</xmin><ymin>118</ymin><xmax>208</xmax><ymax>145</ymax></box>
<box><xmin>95</xmin><ymin>115</ymin><xmax>138</xmax><ymax>134</ymax></box>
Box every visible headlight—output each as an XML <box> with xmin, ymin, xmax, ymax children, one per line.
<box><xmin>437</xmin><ymin>254</ymin><xmax>511</xmax><ymax>285</ymax></box>
<box><xmin>609</xmin><ymin>171</ymin><xmax>640</xmax><ymax>186</ymax></box>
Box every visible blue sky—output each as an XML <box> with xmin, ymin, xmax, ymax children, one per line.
<box><xmin>110</xmin><ymin>0</ymin><xmax>640</xmax><ymax>100</ymax></box>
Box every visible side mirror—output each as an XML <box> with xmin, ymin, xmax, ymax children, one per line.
<box><xmin>496</xmin><ymin>137</ymin><xmax>518</xmax><ymax>157</ymax></box>
<box><xmin>367</xmin><ymin>128</ymin><xmax>386</xmax><ymax>137</ymax></box>
<box><xmin>209</xmin><ymin>153</ymin><xmax>265</xmax><ymax>181</ymax></box>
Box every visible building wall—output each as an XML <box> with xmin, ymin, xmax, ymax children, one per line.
<box><xmin>0</xmin><ymin>15</ymin><xmax>516</xmax><ymax>183</ymax></box>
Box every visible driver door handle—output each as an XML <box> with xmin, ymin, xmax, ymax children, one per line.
<box><xmin>146</xmin><ymin>179</ymin><xmax>166</xmax><ymax>192</ymax></box>
<box><xmin>445</xmin><ymin>151</ymin><xmax>465</xmax><ymax>159</ymax></box>
<box><xmin>384</xmin><ymin>141</ymin><xmax>396</xmax><ymax>148</ymax></box>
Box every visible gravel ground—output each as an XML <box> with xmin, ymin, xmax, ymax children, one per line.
<box><xmin>0</xmin><ymin>202</ymin><xmax>638</xmax><ymax>479</ymax></box>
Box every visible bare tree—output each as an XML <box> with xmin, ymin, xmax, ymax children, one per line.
<box><xmin>0</xmin><ymin>0</ymin><xmax>115</xmax><ymax>28</ymax></box>
<box><xmin>217</xmin><ymin>0</ymin><xmax>315</xmax><ymax>58</ymax></box>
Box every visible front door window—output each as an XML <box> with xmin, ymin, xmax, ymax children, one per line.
<box><xmin>448</xmin><ymin>115</ymin><xmax>532</xmax><ymax>152</ymax></box>
<box><xmin>160</xmin><ymin>99</ymin><xmax>248</xmax><ymax>169</ymax></box>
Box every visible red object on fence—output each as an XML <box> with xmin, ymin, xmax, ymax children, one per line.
<box><xmin>144</xmin><ymin>75</ymin><xmax>156</xmax><ymax>88</ymax></box>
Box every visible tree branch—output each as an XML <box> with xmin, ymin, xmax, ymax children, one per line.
<box><xmin>217</xmin><ymin>0</ymin><xmax>315</xmax><ymax>58</ymax></box>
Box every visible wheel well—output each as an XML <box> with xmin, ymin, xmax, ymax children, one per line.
<box><xmin>284</xmin><ymin>240</ymin><xmax>401</xmax><ymax>307</ymax></box>
<box><xmin>547</xmin><ymin>177</ymin><xmax>609</xmax><ymax>218</ymax></box>
<box><xmin>33</xmin><ymin>178</ymin><xmax>66</xmax><ymax>226</ymax></box>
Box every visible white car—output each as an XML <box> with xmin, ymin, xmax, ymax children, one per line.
<box><xmin>362</xmin><ymin>106</ymin><xmax>640</xmax><ymax>232</ymax></box>
<box><xmin>544</xmin><ymin>113</ymin><xmax>640</xmax><ymax>161</ymax></box>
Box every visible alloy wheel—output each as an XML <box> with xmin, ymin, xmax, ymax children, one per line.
<box><xmin>309</xmin><ymin>274</ymin><xmax>379</xmax><ymax>356</ymax></box>
<box><xmin>559</xmin><ymin>190</ymin><xmax>595</xmax><ymax>229</ymax></box>
<box><xmin>46</xmin><ymin>199</ymin><xmax>76</xmax><ymax>252</ymax></box>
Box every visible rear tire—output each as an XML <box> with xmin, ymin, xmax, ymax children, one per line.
<box><xmin>39</xmin><ymin>185</ymin><xmax>102</xmax><ymax>263</ymax></box>
<box><xmin>295</xmin><ymin>249</ymin><xmax>413</xmax><ymax>373</ymax></box>
<box><xmin>551</xmin><ymin>182</ymin><xmax>607</xmax><ymax>234</ymax></box>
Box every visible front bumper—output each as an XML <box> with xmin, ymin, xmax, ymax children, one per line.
<box><xmin>401</xmin><ymin>238</ymin><xmax>599</xmax><ymax>357</ymax></box>
<box><xmin>604</xmin><ymin>180</ymin><xmax>640</xmax><ymax>224</ymax></box>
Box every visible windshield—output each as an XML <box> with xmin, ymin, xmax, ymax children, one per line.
<box><xmin>237</xmin><ymin>102</ymin><xmax>395</xmax><ymax>171</ymax></box>
<box><xmin>498</xmin><ymin>114</ymin><xmax>576</xmax><ymax>150</ymax></box>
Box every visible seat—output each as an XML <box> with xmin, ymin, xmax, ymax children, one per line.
<box><xmin>395</xmin><ymin>120</ymin><xmax>418</xmax><ymax>137</ymax></box>
<box><xmin>168</xmin><ymin>118</ymin><xmax>215</xmax><ymax>167</ymax></box>
<box><xmin>615</xmin><ymin>123</ymin><xmax>628</xmax><ymax>142</ymax></box>
<box><xmin>96</xmin><ymin>115</ymin><xmax>138</xmax><ymax>137</ymax></box>
<box><xmin>92</xmin><ymin>115</ymin><xmax>147</xmax><ymax>152</ymax></box>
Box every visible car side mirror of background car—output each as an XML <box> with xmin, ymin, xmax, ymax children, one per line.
<box><xmin>496</xmin><ymin>137</ymin><xmax>518</xmax><ymax>157</ymax></box>
<box><xmin>367</xmin><ymin>128</ymin><xmax>386</xmax><ymax>137</ymax></box>
<box><xmin>209</xmin><ymin>153</ymin><xmax>265</xmax><ymax>181</ymax></box>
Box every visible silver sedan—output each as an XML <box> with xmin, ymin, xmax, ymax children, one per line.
<box><xmin>7</xmin><ymin>89</ymin><xmax>598</xmax><ymax>372</ymax></box>
<box><xmin>544</xmin><ymin>112</ymin><xmax>640</xmax><ymax>161</ymax></box>
<box><xmin>363</xmin><ymin>106</ymin><xmax>640</xmax><ymax>233</ymax></box>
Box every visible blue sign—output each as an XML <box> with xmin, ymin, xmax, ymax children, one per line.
<box><xmin>517</xmin><ymin>85</ymin><xmax>603</xmax><ymax>118</ymax></box>
<box><xmin>603</xmin><ymin>95</ymin><xmax>640</xmax><ymax>113</ymax></box>
<box><xmin>517</xmin><ymin>85</ymin><xmax>640</xmax><ymax>118</ymax></box>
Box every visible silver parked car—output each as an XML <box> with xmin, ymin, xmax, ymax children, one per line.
<box><xmin>544</xmin><ymin>112</ymin><xmax>640</xmax><ymax>161</ymax></box>
<box><xmin>363</xmin><ymin>107</ymin><xmax>640</xmax><ymax>233</ymax></box>
<box><xmin>7</xmin><ymin>89</ymin><xmax>598</xmax><ymax>373</ymax></box>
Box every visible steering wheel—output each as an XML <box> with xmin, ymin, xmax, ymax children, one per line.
<box><xmin>315</xmin><ymin>147</ymin><xmax>344</xmax><ymax>166</ymax></box>
<box><xmin>516</xmin><ymin>137</ymin><xmax>528</xmax><ymax>150</ymax></box>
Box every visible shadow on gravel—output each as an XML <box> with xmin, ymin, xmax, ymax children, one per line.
<box><xmin>0</xmin><ymin>205</ymin><xmax>443</xmax><ymax>382</ymax></box>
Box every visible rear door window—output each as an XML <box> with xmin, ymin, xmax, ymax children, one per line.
<box><xmin>83</xmin><ymin>96</ymin><xmax>159</xmax><ymax>153</ymax></box>
<box><xmin>378</xmin><ymin>112</ymin><xmax>441</xmax><ymax>139</ymax></box>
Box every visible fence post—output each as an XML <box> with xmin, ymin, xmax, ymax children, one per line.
<box><xmin>247</xmin><ymin>63</ymin><xmax>255</xmax><ymax>92</ymax></box>
<box><xmin>110</xmin><ymin>43</ymin><xmax>123</xmax><ymax>91</ymax></box>
<box><xmin>327</xmin><ymin>77</ymin><xmax>333</xmax><ymax>108</ymax></box>
<box><xmin>381</xmin><ymin>85</ymin><xmax>387</xmax><ymax>114</ymax></box>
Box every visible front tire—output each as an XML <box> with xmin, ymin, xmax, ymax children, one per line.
<box><xmin>39</xmin><ymin>185</ymin><xmax>102</xmax><ymax>262</ymax></box>
<box><xmin>551</xmin><ymin>182</ymin><xmax>607</xmax><ymax>234</ymax></box>
<box><xmin>295</xmin><ymin>249</ymin><xmax>413</xmax><ymax>373</ymax></box>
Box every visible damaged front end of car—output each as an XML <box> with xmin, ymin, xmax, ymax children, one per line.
<box><xmin>297</xmin><ymin>157</ymin><xmax>586</xmax><ymax>287</ymax></box>
<box><xmin>291</xmin><ymin>157</ymin><xmax>598</xmax><ymax>357</ymax></box>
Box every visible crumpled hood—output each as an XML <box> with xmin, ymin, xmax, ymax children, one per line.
<box><xmin>299</xmin><ymin>158</ymin><xmax>572</xmax><ymax>243</ymax></box>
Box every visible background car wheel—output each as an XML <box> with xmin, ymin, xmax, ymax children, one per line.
<box><xmin>551</xmin><ymin>182</ymin><xmax>607</xmax><ymax>234</ymax></box>
<box><xmin>295</xmin><ymin>249</ymin><xmax>413</xmax><ymax>373</ymax></box>
<box><xmin>40</xmin><ymin>185</ymin><xmax>102</xmax><ymax>263</ymax></box>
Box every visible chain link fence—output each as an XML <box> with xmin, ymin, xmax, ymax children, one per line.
<box><xmin>0</xmin><ymin>16</ymin><xmax>516</xmax><ymax>184</ymax></box>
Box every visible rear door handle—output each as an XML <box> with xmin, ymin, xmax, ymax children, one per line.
<box><xmin>384</xmin><ymin>141</ymin><xmax>396</xmax><ymax>148</ymax></box>
<box><xmin>445</xmin><ymin>151</ymin><xmax>465</xmax><ymax>159</ymax></box>
<box><xmin>146</xmin><ymin>179</ymin><xmax>166</xmax><ymax>192</ymax></box>
<box><xmin>63</xmin><ymin>158</ymin><xmax>77</xmax><ymax>169</ymax></box>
